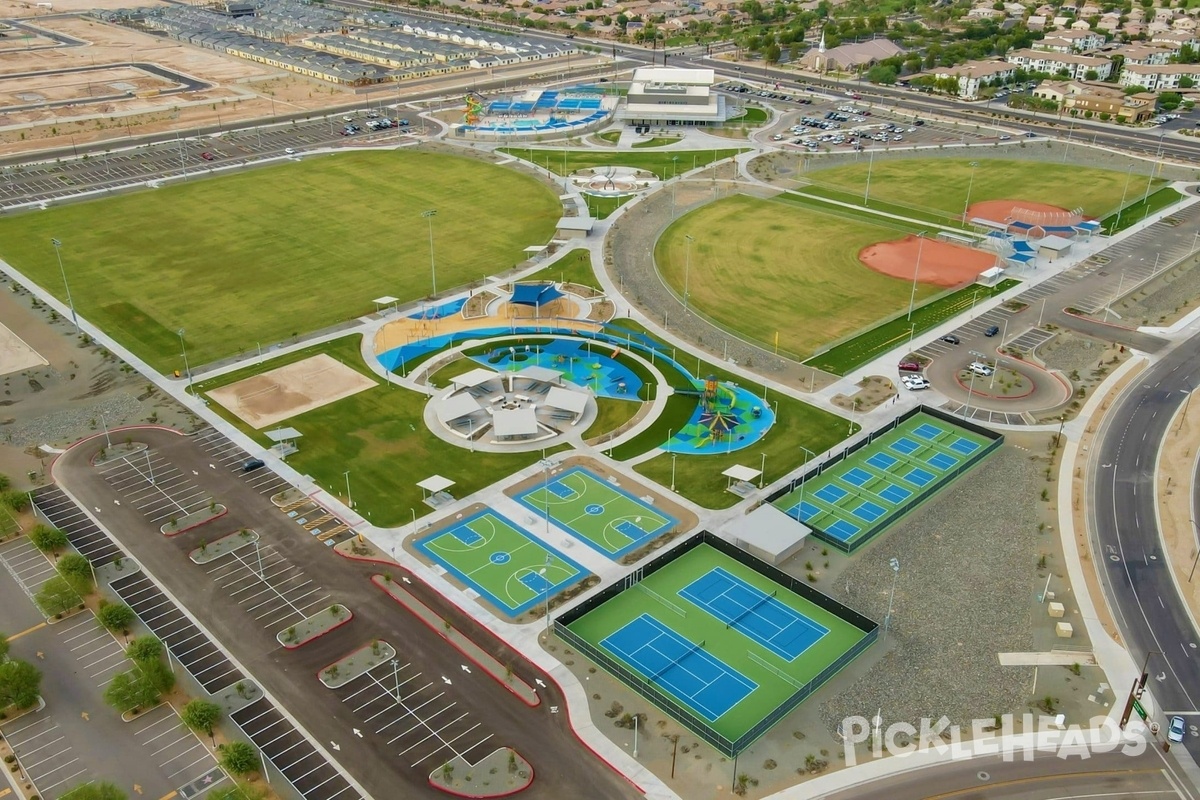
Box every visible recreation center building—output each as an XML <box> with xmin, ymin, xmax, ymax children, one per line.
<box><xmin>620</xmin><ymin>67</ymin><xmax>728</xmax><ymax>126</ymax></box>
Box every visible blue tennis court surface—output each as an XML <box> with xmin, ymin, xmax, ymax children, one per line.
<box><xmin>950</xmin><ymin>438</ymin><xmax>980</xmax><ymax>455</ymax></box>
<box><xmin>891</xmin><ymin>437</ymin><xmax>921</xmax><ymax>455</ymax></box>
<box><xmin>852</xmin><ymin>501</ymin><xmax>887</xmax><ymax>522</ymax></box>
<box><xmin>601</xmin><ymin>614</ymin><xmax>757</xmax><ymax>721</ymax></box>
<box><xmin>813</xmin><ymin>484</ymin><xmax>848</xmax><ymax>504</ymax></box>
<box><xmin>913</xmin><ymin>423</ymin><xmax>943</xmax><ymax>440</ymax></box>
<box><xmin>841</xmin><ymin>467</ymin><xmax>872</xmax><ymax>487</ymax></box>
<box><xmin>827</xmin><ymin>519</ymin><xmax>861</xmax><ymax>539</ymax></box>
<box><xmin>879</xmin><ymin>484</ymin><xmax>912</xmax><ymax>503</ymax></box>
<box><xmin>866</xmin><ymin>452</ymin><xmax>898</xmax><ymax>470</ymax></box>
<box><xmin>904</xmin><ymin>467</ymin><xmax>935</xmax><ymax>487</ymax></box>
<box><xmin>927</xmin><ymin>452</ymin><xmax>959</xmax><ymax>470</ymax></box>
<box><xmin>679</xmin><ymin>568</ymin><xmax>829</xmax><ymax>661</ymax></box>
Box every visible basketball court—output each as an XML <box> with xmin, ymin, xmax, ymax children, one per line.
<box><xmin>514</xmin><ymin>466</ymin><xmax>677</xmax><ymax>559</ymax></box>
<box><xmin>208</xmin><ymin>353</ymin><xmax>376</xmax><ymax>429</ymax></box>
<box><xmin>414</xmin><ymin>508</ymin><xmax>587</xmax><ymax>617</ymax></box>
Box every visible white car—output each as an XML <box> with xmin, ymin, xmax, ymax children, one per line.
<box><xmin>284</xmin><ymin>147</ymin><xmax>296</xmax><ymax>155</ymax></box>
<box><xmin>902</xmin><ymin>375</ymin><xmax>931</xmax><ymax>390</ymax></box>
<box><xmin>1168</xmin><ymin>716</ymin><xmax>1186</xmax><ymax>743</ymax></box>
<box><xmin>969</xmin><ymin>362</ymin><xmax>994</xmax><ymax>377</ymax></box>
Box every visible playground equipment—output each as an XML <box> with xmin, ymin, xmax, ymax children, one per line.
<box><xmin>463</xmin><ymin>93</ymin><xmax>485</xmax><ymax>125</ymax></box>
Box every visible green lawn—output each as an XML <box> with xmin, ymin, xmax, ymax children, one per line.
<box><xmin>595</xmin><ymin>130</ymin><xmax>621</xmax><ymax>144</ymax></box>
<box><xmin>196</xmin><ymin>337</ymin><xmax>565</xmax><ymax>527</ymax></box>
<box><xmin>497</xmin><ymin>147</ymin><xmax>747</xmax><ymax>179</ymax></box>
<box><xmin>632</xmin><ymin>137</ymin><xmax>682</xmax><ymax>149</ymax></box>
<box><xmin>564</xmin><ymin>542</ymin><xmax>869</xmax><ymax>742</ymax></box>
<box><xmin>583</xmin><ymin>397</ymin><xmax>643</xmax><ymax>440</ymax></box>
<box><xmin>805</xmin><ymin>158</ymin><xmax>1157</xmax><ymax>219</ymax></box>
<box><xmin>0</xmin><ymin>150</ymin><xmax>560</xmax><ymax>371</ymax></box>
<box><xmin>655</xmin><ymin>194</ymin><xmax>940</xmax><ymax>360</ymax></box>
<box><xmin>793</xmin><ymin>185</ymin><xmax>971</xmax><ymax>230</ymax></box>
<box><xmin>728</xmin><ymin>106</ymin><xmax>768</xmax><ymax>124</ymax></box>
<box><xmin>582</xmin><ymin>193</ymin><xmax>633</xmax><ymax>219</ymax></box>
<box><xmin>806</xmin><ymin>279</ymin><xmax>1021</xmax><ymax>375</ymax></box>
<box><xmin>525</xmin><ymin>250</ymin><xmax>603</xmax><ymax>289</ymax></box>
<box><xmin>1101</xmin><ymin>186</ymin><xmax>1184</xmax><ymax>232</ymax></box>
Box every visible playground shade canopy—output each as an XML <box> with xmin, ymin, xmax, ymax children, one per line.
<box><xmin>517</xmin><ymin>365</ymin><xmax>563</xmax><ymax>385</ymax></box>
<box><xmin>417</xmin><ymin>475</ymin><xmax>456</xmax><ymax>494</ymax></box>
<box><xmin>493</xmin><ymin>407</ymin><xmax>539</xmax><ymax>437</ymax></box>
<box><xmin>265</xmin><ymin>427</ymin><xmax>303</xmax><ymax>442</ymax></box>
<box><xmin>510</xmin><ymin>282</ymin><xmax>566</xmax><ymax>307</ymax></box>
<box><xmin>545</xmin><ymin>386</ymin><xmax>588</xmax><ymax>414</ymax></box>
<box><xmin>451</xmin><ymin>368</ymin><xmax>499</xmax><ymax>390</ymax></box>
<box><xmin>437</xmin><ymin>393</ymin><xmax>482</xmax><ymax>424</ymax></box>
<box><xmin>722</xmin><ymin>465</ymin><xmax>762</xmax><ymax>482</ymax></box>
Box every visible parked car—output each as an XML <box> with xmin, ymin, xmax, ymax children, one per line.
<box><xmin>1168</xmin><ymin>716</ymin><xmax>1186</xmax><ymax>743</ymax></box>
<box><xmin>200</xmin><ymin>152</ymin><xmax>215</xmax><ymax>161</ymax></box>
<box><xmin>984</xmin><ymin>324</ymin><xmax>1000</xmax><ymax>337</ymax></box>
<box><xmin>902</xmin><ymin>375</ymin><xmax>931</xmax><ymax>390</ymax></box>
<box><xmin>898</xmin><ymin>360</ymin><xmax>922</xmax><ymax>372</ymax></box>
<box><xmin>969</xmin><ymin>362</ymin><xmax>994</xmax><ymax>376</ymax></box>
<box><xmin>284</xmin><ymin>147</ymin><xmax>296</xmax><ymax>155</ymax></box>
<box><xmin>941</xmin><ymin>334</ymin><xmax>961</xmax><ymax>345</ymax></box>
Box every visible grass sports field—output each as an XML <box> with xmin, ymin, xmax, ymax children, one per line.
<box><xmin>0</xmin><ymin>151</ymin><xmax>559</xmax><ymax>370</ymax></box>
<box><xmin>565</xmin><ymin>543</ymin><xmax>869</xmax><ymax>742</ymax></box>
<box><xmin>804</xmin><ymin>158</ymin><xmax>1156</xmax><ymax>219</ymax></box>
<box><xmin>655</xmin><ymin>194</ymin><xmax>940</xmax><ymax>359</ymax></box>
<box><xmin>515</xmin><ymin>466</ymin><xmax>677</xmax><ymax>558</ymax></box>
<box><xmin>773</xmin><ymin>412</ymin><xmax>997</xmax><ymax>551</ymax></box>
<box><xmin>497</xmin><ymin>147</ymin><xmax>746</xmax><ymax>179</ymax></box>
<box><xmin>415</xmin><ymin>509</ymin><xmax>587</xmax><ymax>616</ymax></box>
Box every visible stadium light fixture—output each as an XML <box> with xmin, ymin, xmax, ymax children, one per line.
<box><xmin>50</xmin><ymin>238</ymin><xmax>78</xmax><ymax>331</ymax></box>
<box><xmin>422</xmin><ymin>209</ymin><xmax>438</xmax><ymax>297</ymax></box>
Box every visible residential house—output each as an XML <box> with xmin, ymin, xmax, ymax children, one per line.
<box><xmin>926</xmin><ymin>59</ymin><xmax>1015</xmax><ymax>98</ymax></box>
<box><xmin>1033</xmin><ymin>78</ymin><xmax>1156</xmax><ymax>121</ymax></box>
<box><xmin>1006</xmin><ymin>48</ymin><xmax>1112</xmax><ymax>80</ymax></box>
<box><xmin>1033</xmin><ymin>29</ymin><xmax>1105</xmax><ymax>52</ymax></box>
<box><xmin>1120</xmin><ymin>62</ymin><xmax>1200</xmax><ymax>90</ymax></box>
<box><xmin>1113</xmin><ymin>42</ymin><xmax>1173</xmax><ymax>65</ymax></box>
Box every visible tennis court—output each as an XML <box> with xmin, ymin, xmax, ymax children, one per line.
<box><xmin>772</xmin><ymin>412</ymin><xmax>995</xmax><ymax>551</ymax></box>
<box><xmin>563</xmin><ymin>542</ymin><xmax>871</xmax><ymax>745</ymax></box>
<box><xmin>514</xmin><ymin>467</ymin><xmax>677</xmax><ymax>559</ymax></box>
<box><xmin>415</xmin><ymin>509</ymin><xmax>588</xmax><ymax>616</ymax></box>
<box><xmin>601</xmin><ymin>614</ymin><xmax>757</xmax><ymax>721</ymax></box>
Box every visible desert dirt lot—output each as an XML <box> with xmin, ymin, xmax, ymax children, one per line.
<box><xmin>209</xmin><ymin>353</ymin><xmax>377</xmax><ymax>429</ymax></box>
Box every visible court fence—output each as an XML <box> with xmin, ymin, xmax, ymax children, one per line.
<box><xmin>767</xmin><ymin>405</ymin><xmax>1004</xmax><ymax>554</ymax></box>
<box><xmin>553</xmin><ymin>531</ymin><xmax>878</xmax><ymax>757</ymax></box>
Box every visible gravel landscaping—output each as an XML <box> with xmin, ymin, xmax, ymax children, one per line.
<box><xmin>189</xmin><ymin>528</ymin><xmax>258</xmax><ymax>564</ymax></box>
<box><xmin>817</xmin><ymin>444</ymin><xmax>1045</xmax><ymax>731</ymax></box>
<box><xmin>1110</xmin><ymin>252</ymin><xmax>1200</xmax><ymax>327</ymax></box>
<box><xmin>320</xmin><ymin>639</ymin><xmax>397</xmax><ymax>689</ymax></box>
<box><xmin>278</xmin><ymin>603</ymin><xmax>353</xmax><ymax>649</ymax></box>
<box><xmin>160</xmin><ymin>504</ymin><xmax>226</xmax><ymax>536</ymax></box>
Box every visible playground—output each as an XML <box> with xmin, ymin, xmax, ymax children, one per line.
<box><xmin>514</xmin><ymin>466</ymin><xmax>678</xmax><ymax>559</ymax></box>
<box><xmin>559</xmin><ymin>539</ymin><xmax>874</xmax><ymax>750</ymax></box>
<box><xmin>456</xmin><ymin>87</ymin><xmax>615</xmax><ymax>137</ymax></box>
<box><xmin>772</xmin><ymin>411</ymin><xmax>1001</xmax><ymax>552</ymax></box>
<box><xmin>471</xmin><ymin>338</ymin><xmax>645</xmax><ymax>401</ymax></box>
<box><xmin>414</xmin><ymin>508</ymin><xmax>589</xmax><ymax>617</ymax></box>
<box><xmin>666</xmin><ymin>375</ymin><xmax>775</xmax><ymax>455</ymax></box>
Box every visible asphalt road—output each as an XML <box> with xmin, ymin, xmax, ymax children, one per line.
<box><xmin>821</xmin><ymin>747</ymin><xmax>1193</xmax><ymax>800</ymax></box>
<box><xmin>1090</xmin><ymin>327</ymin><xmax>1200</xmax><ymax>761</ymax></box>
<box><xmin>51</xmin><ymin>427</ymin><xmax>640</xmax><ymax>800</ymax></box>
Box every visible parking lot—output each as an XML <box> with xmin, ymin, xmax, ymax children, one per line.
<box><xmin>31</xmin><ymin>486</ymin><xmax>125</xmax><ymax>567</ymax></box>
<box><xmin>203</xmin><ymin>542</ymin><xmax>331</xmax><ymax>631</ymax></box>
<box><xmin>57</xmin><ymin>613</ymin><xmax>133</xmax><ymax>689</ymax></box>
<box><xmin>230</xmin><ymin>699</ymin><xmax>363</xmax><ymax>800</ymax></box>
<box><xmin>98</xmin><ymin>448</ymin><xmax>213</xmax><ymax>525</ymax></box>
<box><xmin>110</xmin><ymin>571</ymin><xmax>247</xmax><ymax>694</ymax></box>
<box><xmin>0</xmin><ymin>538</ymin><xmax>58</xmax><ymax>604</ymax></box>
<box><xmin>194</xmin><ymin>427</ymin><xmax>291</xmax><ymax>497</ymax></box>
<box><xmin>334</xmin><ymin>659</ymin><xmax>496</xmax><ymax>771</ymax></box>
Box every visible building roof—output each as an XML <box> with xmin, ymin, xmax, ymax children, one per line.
<box><xmin>1038</xmin><ymin>235</ymin><xmax>1074</xmax><ymax>251</ymax></box>
<box><xmin>545</xmin><ymin>386</ymin><xmax>588</xmax><ymax>414</ymax></box>
<box><xmin>417</xmin><ymin>474</ymin><xmax>456</xmax><ymax>493</ymax></box>
<box><xmin>721</xmin><ymin>464</ymin><xmax>761</xmax><ymax>482</ymax></box>
<box><xmin>493</xmin><ymin>406</ymin><xmax>539</xmax><ymax>437</ymax></box>
<box><xmin>436</xmin><ymin>392</ymin><xmax>482</xmax><ymax>424</ymax></box>
<box><xmin>555</xmin><ymin>216</ymin><xmax>595</xmax><ymax>232</ymax></box>
<box><xmin>723</xmin><ymin>504</ymin><xmax>810</xmax><ymax>558</ymax></box>
<box><xmin>631</xmin><ymin>66</ymin><xmax>714</xmax><ymax>84</ymax></box>
<box><xmin>517</xmin><ymin>365</ymin><xmax>563</xmax><ymax>384</ymax></box>
<box><xmin>510</xmin><ymin>282</ymin><xmax>565</xmax><ymax>306</ymax></box>
<box><xmin>450</xmin><ymin>368</ymin><xmax>498</xmax><ymax>389</ymax></box>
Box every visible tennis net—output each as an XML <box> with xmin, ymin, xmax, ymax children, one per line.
<box><xmin>726</xmin><ymin>589</ymin><xmax>776</xmax><ymax>630</ymax></box>
<box><xmin>636</xmin><ymin>583</ymin><xmax>687</xmax><ymax>617</ymax></box>
<box><xmin>648</xmin><ymin>639</ymin><xmax>705</xmax><ymax>682</ymax></box>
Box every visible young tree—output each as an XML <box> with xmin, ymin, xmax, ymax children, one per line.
<box><xmin>181</xmin><ymin>699</ymin><xmax>223</xmax><ymax>741</ymax></box>
<box><xmin>218</xmin><ymin>741</ymin><xmax>260</xmax><ymax>776</ymax></box>
<box><xmin>35</xmin><ymin>575</ymin><xmax>81</xmax><ymax>617</ymax></box>
<box><xmin>103</xmin><ymin>668</ymin><xmax>160</xmax><ymax>713</ymax></box>
<box><xmin>0</xmin><ymin>490</ymin><xmax>29</xmax><ymax>513</ymax></box>
<box><xmin>125</xmin><ymin>636</ymin><xmax>162</xmax><ymax>665</ymax></box>
<box><xmin>28</xmin><ymin>524</ymin><xmax>68</xmax><ymax>553</ymax></box>
<box><xmin>60</xmin><ymin>781</ymin><xmax>127</xmax><ymax>800</ymax></box>
<box><xmin>0</xmin><ymin>659</ymin><xmax>41</xmax><ymax>709</ymax></box>
<box><xmin>96</xmin><ymin>602</ymin><xmax>135</xmax><ymax>633</ymax></box>
<box><xmin>56</xmin><ymin>553</ymin><xmax>94</xmax><ymax>596</ymax></box>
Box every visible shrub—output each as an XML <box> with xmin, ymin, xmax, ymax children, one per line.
<box><xmin>125</xmin><ymin>636</ymin><xmax>162</xmax><ymax>665</ymax></box>
<box><xmin>0</xmin><ymin>660</ymin><xmax>41</xmax><ymax>710</ymax></box>
<box><xmin>28</xmin><ymin>525</ymin><xmax>68</xmax><ymax>552</ymax></box>
<box><xmin>0</xmin><ymin>490</ymin><xmax>28</xmax><ymax>513</ymax></box>
<box><xmin>56</xmin><ymin>553</ymin><xmax>93</xmax><ymax>596</ymax></box>
<box><xmin>35</xmin><ymin>576</ymin><xmax>80</xmax><ymax>617</ymax></box>
<box><xmin>218</xmin><ymin>741</ymin><xmax>260</xmax><ymax>776</ymax></box>
<box><xmin>96</xmin><ymin>603</ymin><xmax>135</xmax><ymax>632</ymax></box>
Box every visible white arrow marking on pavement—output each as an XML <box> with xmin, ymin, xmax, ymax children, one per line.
<box><xmin>402</xmin><ymin>577</ymin><xmax>411</xmax><ymax>584</ymax></box>
<box><xmin>535</xmin><ymin>679</ymin><xmax>546</xmax><ymax>688</ymax></box>
<box><xmin>550</xmin><ymin>706</ymin><xmax>559</xmax><ymax>714</ymax></box>
<box><xmin>442</xmin><ymin>676</ymin><xmax>452</xmax><ymax>685</ymax></box>
<box><xmin>114</xmin><ymin>500</ymin><xmax>120</xmax><ymax>506</ymax></box>
<box><xmin>94</xmin><ymin>507</ymin><xmax>101</xmax><ymax>513</ymax></box>
<box><xmin>331</xmin><ymin>741</ymin><xmax>341</xmax><ymax>751</ymax></box>
<box><xmin>353</xmin><ymin>728</ymin><xmax>363</xmax><ymax>738</ymax></box>
<box><xmin>192</xmin><ymin>470</ymin><xmax>199</xmax><ymax>475</ymax></box>
<box><xmin>1156</xmin><ymin>672</ymin><xmax>1167</xmax><ymax>682</ymax></box>
<box><xmin>209</xmin><ymin>464</ymin><xmax>216</xmax><ymax>469</ymax></box>
<box><xmin>461</xmin><ymin>665</ymin><xmax>471</xmax><ymax>674</ymax></box>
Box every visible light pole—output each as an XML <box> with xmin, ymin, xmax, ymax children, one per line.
<box><xmin>759</xmin><ymin>452</ymin><xmax>766</xmax><ymax>489</ymax></box>
<box><xmin>50</xmin><ymin>238</ymin><xmax>78</xmax><ymax>331</ymax></box>
<box><xmin>343</xmin><ymin>470</ymin><xmax>352</xmax><ymax>509</ymax></box>
<box><xmin>670</xmin><ymin>452</ymin><xmax>677</xmax><ymax>492</ymax></box>
<box><xmin>177</xmin><ymin>328</ymin><xmax>193</xmax><ymax>393</ymax></box>
<box><xmin>907</xmin><ymin>232</ymin><xmax>926</xmax><ymax>321</ymax></box>
<box><xmin>794</xmin><ymin>446</ymin><xmax>815</xmax><ymax>523</ymax></box>
<box><xmin>422</xmin><ymin>209</ymin><xmax>438</xmax><ymax>297</ymax></box>
<box><xmin>883</xmin><ymin>557</ymin><xmax>899</xmax><ymax>642</ymax></box>
<box><xmin>962</xmin><ymin>161</ymin><xmax>979</xmax><ymax>220</ymax></box>
<box><xmin>863</xmin><ymin>148</ymin><xmax>874</xmax><ymax>205</ymax></box>
<box><xmin>392</xmin><ymin>658</ymin><xmax>401</xmax><ymax>701</ymax></box>
<box><xmin>1112</xmin><ymin>164</ymin><xmax>1135</xmax><ymax>233</ymax></box>
<box><xmin>683</xmin><ymin>235</ymin><xmax>694</xmax><ymax>313</ymax></box>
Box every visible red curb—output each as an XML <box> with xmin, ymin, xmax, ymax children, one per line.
<box><xmin>280</xmin><ymin>609</ymin><xmax>354</xmax><ymax>650</ymax></box>
<box><xmin>372</xmin><ymin>575</ymin><xmax>540</xmax><ymax>708</ymax></box>
<box><xmin>427</xmin><ymin>756</ymin><xmax>534</xmax><ymax>799</ymax></box>
<box><xmin>162</xmin><ymin>507</ymin><xmax>227</xmax><ymax>537</ymax></box>
<box><xmin>1061</xmin><ymin>307</ymin><xmax>1136</xmax><ymax>332</ymax></box>
<box><xmin>332</xmin><ymin>548</ymin><xmax>398</xmax><ymax>568</ymax></box>
<box><xmin>347</xmin><ymin>559</ymin><xmax>642</xmax><ymax>795</ymax></box>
